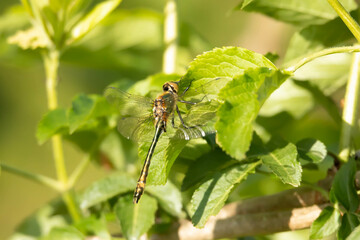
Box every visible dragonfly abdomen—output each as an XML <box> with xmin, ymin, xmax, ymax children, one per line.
<box><xmin>133</xmin><ymin>120</ymin><xmax>164</xmax><ymax>204</ymax></box>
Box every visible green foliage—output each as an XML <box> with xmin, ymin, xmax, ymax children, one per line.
<box><xmin>9</xmin><ymin>0</ymin><xmax>123</xmax><ymax>49</ymax></box>
<box><xmin>146</xmin><ymin>181</ymin><xmax>183</xmax><ymax>218</ymax></box>
<box><xmin>4</xmin><ymin>0</ymin><xmax>360</xmax><ymax>239</ymax></box>
<box><xmin>44</xmin><ymin>226</ymin><xmax>85</xmax><ymax>240</ymax></box>
<box><xmin>259</xmin><ymin>138</ymin><xmax>301</xmax><ymax>187</ymax></box>
<box><xmin>36</xmin><ymin>108</ymin><xmax>68</xmax><ymax>144</ymax></box>
<box><xmin>347</xmin><ymin>225</ymin><xmax>360</xmax><ymax>240</ymax></box>
<box><xmin>236</xmin><ymin>0</ymin><xmax>357</xmax><ymax>27</ymax></box>
<box><xmin>310</xmin><ymin>206</ymin><xmax>341</xmax><ymax>239</ymax></box>
<box><xmin>216</xmin><ymin>68</ymin><xmax>291</xmax><ymax>160</ymax></box>
<box><xmin>115</xmin><ymin>194</ymin><xmax>157</xmax><ymax>240</ymax></box>
<box><xmin>296</xmin><ymin>138</ymin><xmax>327</xmax><ymax>163</ymax></box>
<box><xmin>331</xmin><ymin>158</ymin><xmax>359</xmax><ymax>212</ymax></box>
<box><xmin>338</xmin><ymin>213</ymin><xmax>360</xmax><ymax>240</ymax></box>
<box><xmin>190</xmin><ymin>161</ymin><xmax>260</xmax><ymax>228</ymax></box>
<box><xmin>79</xmin><ymin>173</ymin><xmax>136</xmax><ymax>209</ymax></box>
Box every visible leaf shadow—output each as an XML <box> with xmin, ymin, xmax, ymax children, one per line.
<box><xmin>191</xmin><ymin>175</ymin><xmax>221</xmax><ymax>226</ymax></box>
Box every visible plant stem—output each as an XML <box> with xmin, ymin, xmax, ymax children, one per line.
<box><xmin>285</xmin><ymin>46</ymin><xmax>360</xmax><ymax>73</ymax></box>
<box><xmin>68</xmin><ymin>154</ymin><xmax>91</xmax><ymax>187</ymax></box>
<box><xmin>43</xmin><ymin>49</ymin><xmax>81</xmax><ymax>222</ymax></box>
<box><xmin>162</xmin><ymin>0</ymin><xmax>178</xmax><ymax>74</ymax></box>
<box><xmin>339</xmin><ymin>51</ymin><xmax>360</xmax><ymax>161</ymax></box>
<box><xmin>0</xmin><ymin>163</ymin><xmax>63</xmax><ymax>191</ymax></box>
<box><xmin>327</xmin><ymin>0</ymin><xmax>360</xmax><ymax>43</ymax></box>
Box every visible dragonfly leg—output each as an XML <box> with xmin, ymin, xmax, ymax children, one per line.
<box><xmin>176</xmin><ymin>105</ymin><xmax>189</xmax><ymax>129</ymax></box>
<box><xmin>172</xmin><ymin>113</ymin><xmax>190</xmax><ymax>140</ymax></box>
<box><xmin>176</xmin><ymin>105</ymin><xmax>206</xmax><ymax>138</ymax></box>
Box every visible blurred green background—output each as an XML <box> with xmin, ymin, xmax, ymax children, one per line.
<box><xmin>0</xmin><ymin>0</ymin><xmax>301</xmax><ymax>239</ymax></box>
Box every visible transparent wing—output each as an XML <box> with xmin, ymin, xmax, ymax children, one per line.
<box><xmin>105</xmin><ymin>87</ymin><xmax>153</xmax><ymax>117</ymax></box>
<box><xmin>105</xmin><ymin>87</ymin><xmax>156</xmax><ymax>142</ymax></box>
<box><xmin>166</xmin><ymin>100</ymin><xmax>219</xmax><ymax>140</ymax></box>
<box><xmin>118</xmin><ymin>116</ymin><xmax>155</xmax><ymax>142</ymax></box>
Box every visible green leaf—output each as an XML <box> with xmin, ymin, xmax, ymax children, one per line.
<box><xmin>260</xmin><ymin>138</ymin><xmax>301</xmax><ymax>187</ymax></box>
<box><xmin>147</xmin><ymin>181</ymin><xmax>183</xmax><ymax>218</ymax></box>
<box><xmin>79</xmin><ymin>173</ymin><xmax>136</xmax><ymax>209</ymax></box>
<box><xmin>36</xmin><ymin>108</ymin><xmax>68</xmax><ymax>144</ymax></box>
<box><xmin>284</xmin><ymin>11</ymin><xmax>357</xmax><ymax>63</ymax></box>
<box><xmin>292</xmin><ymin>54</ymin><xmax>352</xmax><ymax>95</ymax></box>
<box><xmin>10</xmin><ymin>199</ymin><xmax>69</xmax><ymax>240</ymax></box>
<box><xmin>331</xmin><ymin>158</ymin><xmax>359</xmax><ymax>212</ymax></box>
<box><xmin>100</xmin><ymin>130</ymin><xmax>137</xmax><ymax>170</ymax></box>
<box><xmin>184</xmin><ymin>47</ymin><xmax>276</xmax><ymax>82</ymax></box>
<box><xmin>138</xmin><ymin>138</ymin><xmax>187</xmax><ymax>185</ymax></box>
<box><xmin>338</xmin><ymin>213</ymin><xmax>360</xmax><ymax>240</ymax></box>
<box><xmin>68</xmin><ymin>94</ymin><xmax>113</xmax><ymax>133</ymax></box>
<box><xmin>310</xmin><ymin>206</ymin><xmax>341</xmax><ymax>239</ymax></box>
<box><xmin>293</xmin><ymin>80</ymin><xmax>342</xmax><ymax>124</ymax></box>
<box><xmin>70</xmin><ymin>0</ymin><xmax>122</xmax><ymax>43</ymax></box>
<box><xmin>182</xmin><ymin>148</ymin><xmax>235</xmax><ymax>191</ymax></box>
<box><xmin>259</xmin><ymin>79</ymin><xmax>314</xmax><ymax>119</ymax></box>
<box><xmin>236</xmin><ymin>0</ymin><xmax>357</xmax><ymax>27</ymax></box>
<box><xmin>75</xmin><ymin>216</ymin><xmax>111</xmax><ymax>240</ymax></box>
<box><xmin>216</xmin><ymin>68</ymin><xmax>291</xmax><ymax>160</ymax></box>
<box><xmin>44</xmin><ymin>226</ymin><xmax>84</xmax><ymax>240</ymax></box>
<box><xmin>21</xmin><ymin>0</ymin><xmax>35</xmax><ymax>17</ymax></box>
<box><xmin>296</xmin><ymin>138</ymin><xmax>327</xmax><ymax>163</ymax></box>
<box><xmin>115</xmin><ymin>194</ymin><xmax>157</xmax><ymax>240</ymax></box>
<box><xmin>190</xmin><ymin>161</ymin><xmax>260</xmax><ymax>228</ymax></box>
<box><xmin>347</xmin><ymin>225</ymin><xmax>360</xmax><ymax>240</ymax></box>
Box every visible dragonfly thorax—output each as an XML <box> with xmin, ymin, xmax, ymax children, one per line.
<box><xmin>153</xmin><ymin>91</ymin><xmax>177</xmax><ymax>130</ymax></box>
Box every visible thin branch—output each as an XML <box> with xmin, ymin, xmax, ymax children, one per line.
<box><xmin>151</xmin><ymin>176</ymin><xmax>335</xmax><ymax>240</ymax></box>
<box><xmin>327</xmin><ymin>0</ymin><xmax>360</xmax><ymax>43</ymax></box>
<box><xmin>0</xmin><ymin>163</ymin><xmax>63</xmax><ymax>191</ymax></box>
<box><xmin>339</xmin><ymin>52</ymin><xmax>360</xmax><ymax>161</ymax></box>
<box><xmin>285</xmin><ymin>46</ymin><xmax>360</xmax><ymax>72</ymax></box>
<box><xmin>162</xmin><ymin>0</ymin><xmax>178</xmax><ymax>74</ymax></box>
<box><xmin>68</xmin><ymin>154</ymin><xmax>92</xmax><ymax>188</ymax></box>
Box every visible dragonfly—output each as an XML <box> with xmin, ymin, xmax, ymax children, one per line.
<box><xmin>105</xmin><ymin>78</ymin><xmax>227</xmax><ymax>203</ymax></box>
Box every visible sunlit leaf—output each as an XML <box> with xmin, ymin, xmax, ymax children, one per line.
<box><xmin>310</xmin><ymin>206</ymin><xmax>341</xmax><ymax>239</ymax></box>
<box><xmin>236</xmin><ymin>0</ymin><xmax>357</xmax><ymax>27</ymax></box>
<box><xmin>259</xmin><ymin>79</ymin><xmax>314</xmax><ymax>119</ymax></box>
<box><xmin>296</xmin><ymin>138</ymin><xmax>327</xmax><ymax>163</ymax></box>
<box><xmin>115</xmin><ymin>194</ymin><xmax>157</xmax><ymax>240</ymax></box>
<box><xmin>216</xmin><ymin>68</ymin><xmax>291</xmax><ymax>160</ymax></box>
<box><xmin>44</xmin><ymin>226</ymin><xmax>84</xmax><ymax>240</ymax></box>
<box><xmin>147</xmin><ymin>181</ymin><xmax>183</xmax><ymax>218</ymax></box>
<box><xmin>338</xmin><ymin>213</ymin><xmax>360</xmax><ymax>240</ymax></box>
<box><xmin>183</xmin><ymin>47</ymin><xmax>276</xmax><ymax>83</ymax></box>
<box><xmin>292</xmin><ymin>54</ymin><xmax>352</xmax><ymax>95</ymax></box>
<box><xmin>138</xmin><ymin>138</ymin><xmax>187</xmax><ymax>185</ymax></box>
<box><xmin>190</xmin><ymin>161</ymin><xmax>260</xmax><ymax>228</ymax></box>
<box><xmin>260</xmin><ymin>138</ymin><xmax>301</xmax><ymax>187</ymax></box>
<box><xmin>347</xmin><ymin>225</ymin><xmax>360</xmax><ymax>240</ymax></box>
<box><xmin>36</xmin><ymin>108</ymin><xmax>68</xmax><ymax>144</ymax></box>
<box><xmin>70</xmin><ymin>0</ymin><xmax>122</xmax><ymax>43</ymax></box>
<box><xmin>331</xmin><ymin>158</ymin><xmax>359</xmax><ymax>212</ymax></box>
<box><xmin>79</xmin><ymin>173</ymin><xmax>136</xmax><ymax>209</ymax></box>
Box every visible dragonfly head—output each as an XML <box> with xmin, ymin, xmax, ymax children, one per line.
<box><xmin>163</xmin><ymin>82</ymin><xmax>179</xmax><ymax>94</ymax></box>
